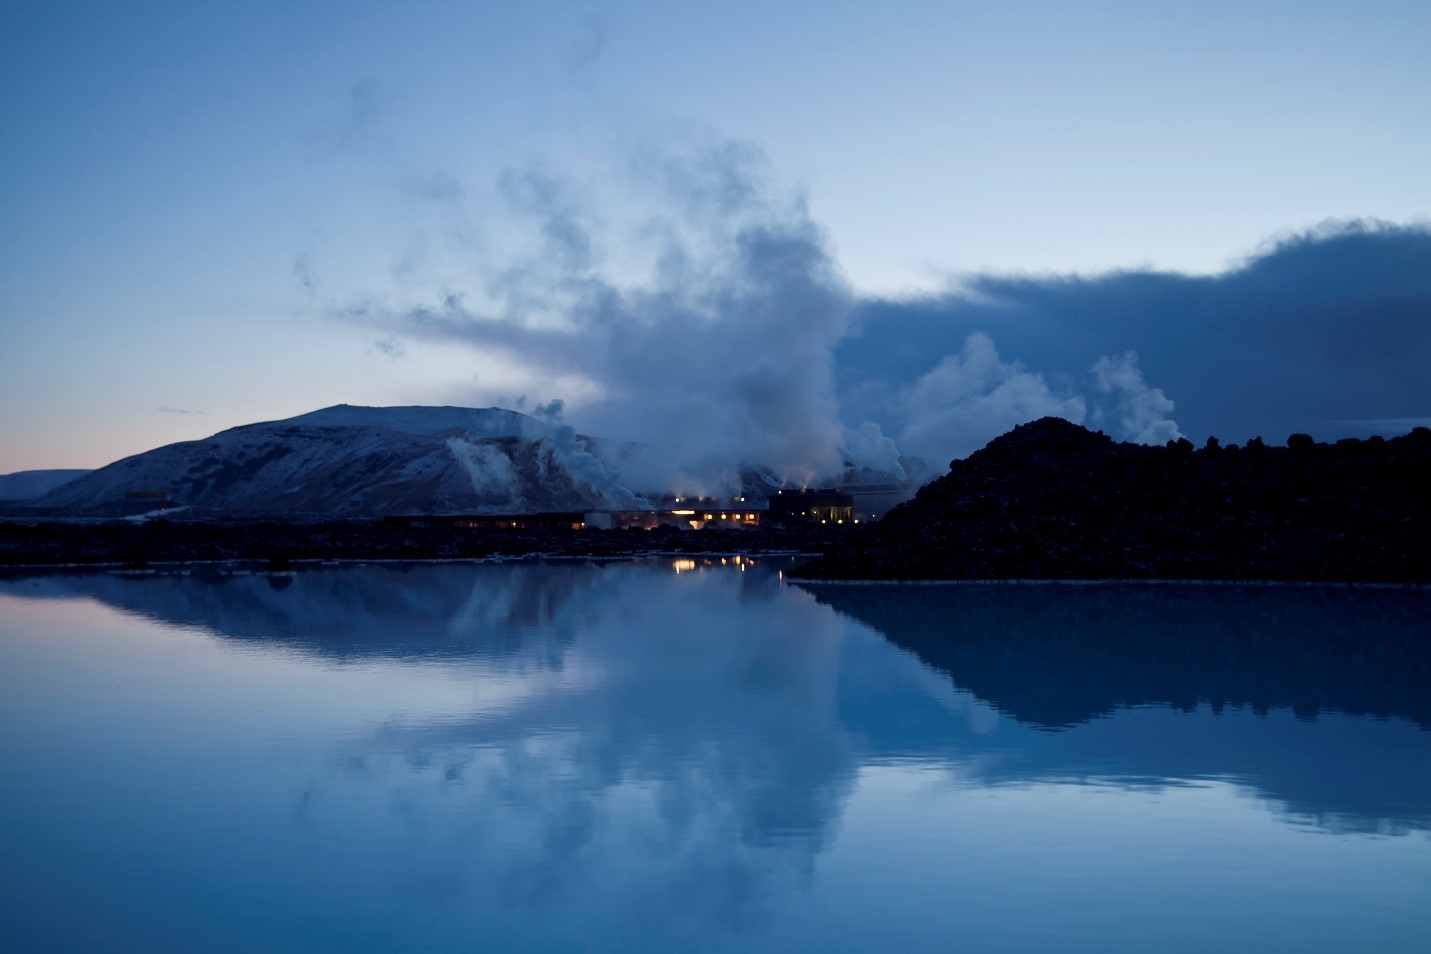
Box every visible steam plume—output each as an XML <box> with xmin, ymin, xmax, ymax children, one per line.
<box><xmin>1090</xmin><ymin>351</ymin><xmax>1182</xmax><ymax>443</ymax></box>
<box><xmin>335</xmin><ymin>127</ymin><xmax>1431</xmax><ymax>495</ymax></box>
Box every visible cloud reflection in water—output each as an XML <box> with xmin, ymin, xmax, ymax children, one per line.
<box><xmin>2</xmin><ymin>562</ymin><xmax>1429</xmax><ymax>950</ymax></box>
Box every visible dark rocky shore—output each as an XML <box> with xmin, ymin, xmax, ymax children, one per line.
<box><xmin>794</xmin><ymin>418</ymin><xmax>1431</xmax><ymax>583</ymax></box>
<box><xmin>0</xmin><ymin>518</ymin><xmax>845</xmax><ymax>570</ymax></box>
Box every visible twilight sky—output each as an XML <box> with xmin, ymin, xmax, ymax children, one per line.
<box><xmin>2</xmin><ymin>0</ymin><xmax>1429</xmax><ymax>474</ymax></box>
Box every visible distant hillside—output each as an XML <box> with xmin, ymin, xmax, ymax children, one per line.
<box><xmin>0</xmin><ymin>469</ymin><xmax>90</xmax><ymax>501</ymax></box>
<box><xmin>31</xmin><ymin>404</ymin><xmax>644</xmax><ymax>516</ymax></box>
<box><xmin>794</xmin><ymin>417</ymin><xmax>1431</xmax><ymax>583</ymax></box>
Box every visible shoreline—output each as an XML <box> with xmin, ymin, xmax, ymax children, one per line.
<box><xmin>3</xmin><ymin>554</ymin><xmax>1425</xmax><ymax>589</ymax></box>
<box><xmin>0</xmin><ymin>548</ymin><xmax>816</xmax><ymax>575</ymax></box>
<box><xmin>0</xmin><ymin>518</ymin><xmax>849</xmax><ymax>572</ymax></box>
<box><xmin>786</xmin><ymin>575</ymin><xmax>1431</xmax><ymax>590</ymax></box>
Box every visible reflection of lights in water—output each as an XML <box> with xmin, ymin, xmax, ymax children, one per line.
<box><xmin>672</xmin><ymin>555</ymin><xmax>759</xmax><ymax>574</ymax></box>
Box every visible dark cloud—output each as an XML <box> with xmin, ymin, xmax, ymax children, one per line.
<box><xmin>841</xmin><ymin>220</ymin><xmax>1431</xmax><ymax>449</ymax></box>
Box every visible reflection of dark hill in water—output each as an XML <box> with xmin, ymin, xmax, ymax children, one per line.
<box><xmin>3</xmin><ymin>563</ymin><xmax>612</xmax><ymax>662</ymax></box>
<box><xmin>804</xmin><ymin>583</ymin><xmax>1431</xmax><ymax>729</ymax></box>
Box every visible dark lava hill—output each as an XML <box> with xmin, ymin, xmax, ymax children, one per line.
<box><xmin>793</xmin><ymin>417</ymin><xmax>1431</xmax><ymax>583</ymax></box>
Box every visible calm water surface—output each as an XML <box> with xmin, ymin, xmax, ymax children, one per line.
<box><xmin>1</xmin><ymin>559</ymin><xmax>1428</xmax><ymax>952</ymax></box>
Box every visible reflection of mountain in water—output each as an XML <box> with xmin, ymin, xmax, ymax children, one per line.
<box><xmin>2</xmin><ymin>564</ymin><xmax>1428</xmax><ymax>862</ymax></box>
<box><xmin>0</xmin><ymin>560</ymin><xmax>845</xmax><ymax>937</ymax></box>
<box><xmin>6</xmin><ymin>563</ymin><xmax>612</xmax><ymax>663</ymax></box>
<box><xmin>804</xmin><ymin>582</ymin><xmax>1431</xmax><ymax>729</ymax></box>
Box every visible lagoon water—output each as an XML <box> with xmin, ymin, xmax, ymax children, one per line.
<box><xmin>1</xmin><ymin>559</ymin><xmax>1428</xmax><ymax>952</ymax></box>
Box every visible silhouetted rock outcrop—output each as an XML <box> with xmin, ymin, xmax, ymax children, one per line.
<box><xmin>794</xmin><ymin>417</ymin><xmax>1431</xmax><ymax>582</ymax></box>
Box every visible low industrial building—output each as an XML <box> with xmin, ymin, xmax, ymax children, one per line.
<box><xmin>584</xmin><ymin>508</ymin><xmax>762</xmax><ymax>530</ymax></box>
<box><xmin>765</xmin><ymin>488</ymin><xmax>855</xmax><ymax>525</ymax></box>
<box><xmin>383</xmin><ymin>513</ymin><xmax>586</xmax><ymax>530</ymax></box>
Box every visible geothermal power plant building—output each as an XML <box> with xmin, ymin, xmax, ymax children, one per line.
<box><xmin>385</xmin><ymin>487</ymin><xmax>865</xmax><ymax>531</ymax></box>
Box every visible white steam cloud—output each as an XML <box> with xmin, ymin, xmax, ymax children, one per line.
<box><xmin>899</xmin><ymin>333</ymin><xmax>1087</xmax><ymax>466</ymax></box>
<box><xmin>528</xmin><ymin>419</ymin><xmax>649</xmax><ymax>509</ymax></box>
<box><xmin>843</xmin><ymin>422</ymin><xmax>906</xmax><ymax>480</ymax></box>
<box><xmin>341</xmin><ymin>134</ymin><xmax>1191</xmax><ymax>497</ymax></box>
<box><xmin>354</xmin><ymin>137</ymin><xmax>864</xmax><ymax>495</ymax></box>
<box><xmin>1090</xmin><ymin>351</ymin><xmax>1182</xmax><ymax>444</ymax></box>
<box><xmin>447</xmin><ymin>437</ymin><xmax>523</xmax><ymax>507</ymax></box>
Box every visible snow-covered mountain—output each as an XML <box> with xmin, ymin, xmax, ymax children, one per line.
<box><xmin>0</xmin><ymin>469</ymin><xmax>91</xmax><ymax>501</ymax></box>
<box><xmin>32</xmin><ymin>405</ymin><xmax>646</xmax><ymax>515</ymax></box>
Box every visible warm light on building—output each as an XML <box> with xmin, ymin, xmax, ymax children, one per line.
<box><xmin>765</xmin><ymin>489</ymin><xmax>854</xmax><ymax>526</ymax></box>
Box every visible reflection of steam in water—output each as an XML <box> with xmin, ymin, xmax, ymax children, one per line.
<box><xmin>296</xmin><ymin>563</ymin><xmax>856</xmax><ymax>936</ymax></box>
<box><xmin>0</xmin><ymin>562</ymin><xmax>851</xmax><ymax>934</ymax></box>
<box><xmin>3</xmin><ymin>562</ymin><xmax>1430</xmax><ymax>943</ymax></box>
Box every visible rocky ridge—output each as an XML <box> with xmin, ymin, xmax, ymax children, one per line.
<box><xmin>793</xmin><ymin>417</ymin><xmax>1431</xmax><ymax>583</ymax></box>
